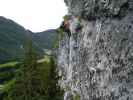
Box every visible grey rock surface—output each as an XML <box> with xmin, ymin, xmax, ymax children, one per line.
<box><xmin>65</xmin><ymin>0</ymin><xmax>132</xmax><ymax>19</ymax></box>
<box><xmin>58</xmin><ymin>0</ymin><xmax>133</xmax><ymax>100</ymax></box>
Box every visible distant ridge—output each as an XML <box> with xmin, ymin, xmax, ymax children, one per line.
<box><xmin>0</xmin><ymin>16</ymin><xmax>58</xmax><ymax>63</ymax></box>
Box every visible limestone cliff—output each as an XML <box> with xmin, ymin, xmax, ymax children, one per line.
<box><xmin>57</xmin><ymin>0</ymin><xmax>133</xmax><ymax>100</ymax></box>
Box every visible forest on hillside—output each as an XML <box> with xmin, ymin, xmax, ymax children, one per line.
<box><xmin>0</xmin><ymin>38</ymin><xmax>64</xmax><ymax>100</ymax></box>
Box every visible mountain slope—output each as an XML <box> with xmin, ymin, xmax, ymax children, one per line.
<box><xmin>33</xmin><ymin>29</ymin><xmax>57</xmax><ymax>50</ymax></box>
<box><xmin>0</xmin><ymin>16</ymin><xmax>57</xmax><ymax>63</ymax></box>
<box><xmin>0</xmin><ymin>17</ymin><xmax>28</xmax><ymax>63</ymax></box>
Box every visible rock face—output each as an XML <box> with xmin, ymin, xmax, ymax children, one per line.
<box><xmin>57</xmin><ymin>0</ymin><xmax>133</xmax><ymax>100</ymax></box>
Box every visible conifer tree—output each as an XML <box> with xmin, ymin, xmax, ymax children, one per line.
<box><xmin>4</xmin><ymin>40</ymin><xmax>46</xmax><ymax>100</ymax></box>
<box><xmin>48</xmin><ymin>57</ymin><xmax>64</xmax><ymax>100</ymax></box>
<box><xmin>4</xmin><ymin>39</ymin><xmax>64</xmax><ymax>100</ymax></box>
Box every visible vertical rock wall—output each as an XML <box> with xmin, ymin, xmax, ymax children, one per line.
<box><xmin>57</xmin><ymin>0</ymin><xmax>133</xmax><ymax>100</ymax></box>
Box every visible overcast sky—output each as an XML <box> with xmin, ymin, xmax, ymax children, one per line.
<box><xmin>0</xmin><ymin>0</ymin><xmax>67</xmax><ymax>32</ymax></box>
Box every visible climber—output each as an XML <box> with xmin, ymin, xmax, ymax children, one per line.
<box><xmin>59</xmin><ymin>21</ymin><xmax>71</xmax><ymax>37</ymax></box>
<box><xmin>59</xmin><ymin>15</ymin><xmax>71</xmax><ymax>37</ymax></box>
<box><xmin>64</xmin><ymin>19</ymin><xmax>70</xmax><ymax>33</ymax></box>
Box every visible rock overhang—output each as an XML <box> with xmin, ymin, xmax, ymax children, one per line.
<box><xmin>64</xmin><ymin>0</ymin><xmax>131</xmax><ymax>19</ymax></box>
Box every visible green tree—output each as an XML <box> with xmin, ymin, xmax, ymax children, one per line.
<box><xmin>48</xmin><ymin>57</ymin><xmax>64</xmax><ymax>100</ymax></box>
<box><xmin>4</xmin><ymin>40</ymin><xmax>64</xmax><ymax>100</ymax></box>
<box><xmin>4</xmin><ymin>40</ymin><xmax>46</xmax><ymax>100</ymax></box>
